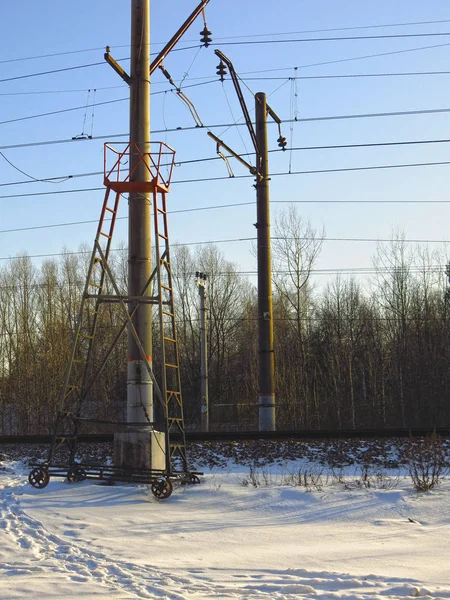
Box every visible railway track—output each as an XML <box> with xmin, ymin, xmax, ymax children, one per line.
<box><xmin>0</xmin><ymin>427</ymin><xmax>449</xmax><ymax>445</ymax></box>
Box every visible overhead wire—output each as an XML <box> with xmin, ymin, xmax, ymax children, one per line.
<box><xmin>3</xmin><ymin>151</ymin><xmax>450</xmax><ymax>192</ymax></box>
<box><xmin>217</xmin><ymin>32</ymin><xmax>450</xmax><ymax>45</ymax></box>
<box><xmin>3</xmin><ymin>17</ymin><xmax>450</xmax><ymax>66</ymax></box>
<box><xmin>0</xmin><ymin>97</ymin><xmax>127</xmax><ymax>127</ymax></box>
<box><xmin>0</xmin><ymin>265</ymin><xmax>446</xmax><ymax>288</ymax></box>
<box><xmin>172</xmin><ymin>159</ymin><xmax>450</xmax><ymax>185</ymax></box>
<box><xmin>0</xmin><ymin>234</ymin><xmax>449</xmax><ymax>264</ymax></box>
<box><xmin>0</xmin><ymin>152</ymin><xmax>71</xmax><ymax>184</ymax></box>
<box><xmin>2</xmin><ymin>35</ymin><xmax>450</xmax><ymax>88</ymax></box>
<box><xmin>0</xmin><ymin>80</ymin><xmax>218</xmax><ymax>128</ymax></box>
<box><xmin>212</xmin><ymin>18</ymin><xmax>450</xmax><ymax>37</ymax></box>
<box><xmin>0</xmin><ymin>85</ymin><xmax>124</xmax><ymax>96</ymax></box>
<box><xmin>3</xmin><ymin>101</ymin><xmax>450</xmax><ymax>145</ymax></box>
<box><xmin>288</xmin><ymin>75</ymin><xmax>298</xmax><ymax>173</ymax></box>
<box><xmin>0</xmin><ymin>60</ymin><xmax>106</xmax><ymax>84</ymax></box>
<box><xmin>0</xmin><ymin>32</ymin><xmax>448</xmax><ymax>295</ymax></box>
<box><xmin>0</xmin><ymin>44</ymin><xmax>203</xmax><ymax>78</ymax></box>
<box><xmin>244</xmin><ymin>71</ymin><xmax>450</xmax><ymax>80</ymax></box>
<box><xmin>4</xmin><ymin>68</ymin><xmax>450</xmax><ymax>99</ymax></box>
<box><xmin>4</xmin><ymin>188</ymin><xmax>450</xmax><ymax>206</ymax></box>
<box><xmin>4</xmin><ymin>191</ymin><xmax>450</xmax><ymax>235</ymax></box>
<box><xmin>239</xmin><ymin>41</ymin><xmax>450</xmax><ymax>74</ymax></box>
<box><xmin>3</xmin><ymin>23</ymin><xmax>450</xmax><ymax>291</ymax></box>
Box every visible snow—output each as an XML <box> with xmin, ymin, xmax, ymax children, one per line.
<box><xmin>1</xmin><ymin>453</ymin><xmax>450</xmax><ymax>599</ymax></box>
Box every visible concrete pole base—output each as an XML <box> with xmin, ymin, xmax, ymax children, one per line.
<box><xmin>259</xmin><ymin>395</ymin><xmax>276</xmax><ymax>432</ymax></box>
<box><xmin>113</xmin><ymin>430</ymin><xmax>166</xmax><ymax>472</ymax></box>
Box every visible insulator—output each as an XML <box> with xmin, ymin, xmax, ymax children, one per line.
<box><xmin>277</xmin><ymin>135</ymin><xmax>287</xmax><ymax>150</ymax></box>
<box><xmin>200</xmin><ymin>26</ymin><xmax>212</xmax><ymax>47</ymax></box>
<box><xmin>216</xmin><ymin>59</ymin><xmax>227</xmax><ymax>82</ymax></box>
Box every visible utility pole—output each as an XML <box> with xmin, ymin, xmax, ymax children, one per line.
<box><xmin>127</xmin><ymin>0</ymin><xmax>153</xmax><ymax>427</ymax></box>
<box><xmin>208</xmin><ymin>51</ymin><xmax>286</xmax><ymax>432</ymax></box>
<box><xmin>196</xmin><ymin>271</ymin><xmax>209</xmax><ymax>431</ymax></box>
<box><xmin>104</xmin><ymin>0</ymin><xmax>212</xmax><ymax>467</ymax></box>
<box><xmin>255</xmin><ymin>93</ymin><xmax>276</xmax><ymax>431</ymax></box>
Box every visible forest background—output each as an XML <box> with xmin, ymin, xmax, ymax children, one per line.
<box><xmin>1</xmin><ymin>207</ymin><xmax>449</xmax><ymax>435</ymax></box>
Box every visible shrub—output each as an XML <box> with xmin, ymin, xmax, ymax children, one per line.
<box><xmin>407</xmin><ymin>433</ymin><xmax>448</xmax><ymax>492</ymax></box>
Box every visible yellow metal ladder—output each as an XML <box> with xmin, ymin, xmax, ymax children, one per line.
<box><xmin>49</xmin><ymin>187</ymin><xmax>122</xmax><ymax>462</ymax></box>
<box><xmin>153</xmin><ymin>188</ymin><xmax>188</xmax><ymax>473</ymax></box>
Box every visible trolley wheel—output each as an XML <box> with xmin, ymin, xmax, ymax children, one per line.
<box><xmin>151</xmin><ymin>478</ymin><xmax>173</xmax><ymax>500</ymax></box>
<box><xmin>189</xmin><ymin>474</ymin><xmax>201</xmax><ymax>485</ymax></box>
<box><xmin>67</xmin><ymin>467</ymin><xmax>87</xmax><ymax>483</ymax></box>
<box><xmin>28</xmin><ymin>467</ymin><xmax>50</xmax><ymax>489</ymax></box>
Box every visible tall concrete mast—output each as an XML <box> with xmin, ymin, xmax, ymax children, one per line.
<box><xmin>255</xmin><ymin>92</ymin><xmax>276</xmax><ymax>432</ymax></box>
<box><xmin>207</xmin><ymin>52</ymin><xmax>283</xmax><ymax>432</ymax></box>
<box><xmin>127</xmin><ymin>0</ymin><xmax>153</xmax><ymax>426</ymax></box>
<box><xmin>103</xmin><ymin>0</ymin><xmax>212</xmax><ymax>467</ymax></box>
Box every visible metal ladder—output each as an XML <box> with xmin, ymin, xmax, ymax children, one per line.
<box><xmin>48</xmin><ymin>187</ymin><xmax>122</xmax><ymax>465</ymax></box>
<box><xmin>47</xmin><ymin>142</ymin><xmax>188</xmax><ymax>477</ymax></box>
<box><xmin>153</xmin><ymin>188</ymin><xmax>188</xmax><ymax>473</ymax></box>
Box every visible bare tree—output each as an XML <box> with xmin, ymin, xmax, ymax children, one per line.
<box><xmin>373</xmin><ymin>232</ymin><xmax>414</xmax><ymax>428</ymax></box>
<box><xmin>272</xmin><ymin>206</ymin><xmax>324</xmax><ymax>427</ymax></box>
<box><xmin>272</xmin><ymin>206</ymin><xmax>324</xmax><ymax>343</ymax></box>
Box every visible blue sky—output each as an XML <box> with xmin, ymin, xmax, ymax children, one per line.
<box><xmin>2</xmin><ymin>0</ymin><xmax>450</xmax><ymax>288</ymax></box>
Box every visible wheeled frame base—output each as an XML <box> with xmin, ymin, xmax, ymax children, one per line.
<box><xmin>28</xmin><ymin>464</ymin><xmax>202</xmax><ymax>500</ymax></box>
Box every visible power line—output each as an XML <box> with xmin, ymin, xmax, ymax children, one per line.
<box><xmin>1</xmin><ymin>37</ymin><xmax>449</xmax><ymax>97</ymax></box>
<box><xmin>285</xmin><ymin>138</ymin><xmax>450</xmax><ymax>152</ymax></box>
<box><xmin>4</xmin><ymin>16</ymin><xmax>450</xmax><ymax>65</ymax></box>
<box><xmin>288</xmin><ymin>106</ymin><xmax>450</xmax><ymax>124</ymax></box>
<box><xmin>0</xmin><ymin>152</ymin><xmax>71</xmax><ymax>184</ymax></box>
<box><xmin>245</xmin><ymin>71</ymin><xmax>450</xmax><ymax>80</ymax></box>
<box><xmin>0</xmin><ymin>60</ymin><xmax>106</xmax><ymax>84</ymax></box>
<box><xmin>0</xmin><ymin>80</ymin><xmax>216</xmax><ymax>128</ymax></box>
<box><xmin>0</xmin><ymin>234</ymin><xmax>449</xmax><ymax>264</ymax></box>
<box><xmin>0</xmin><ymin>48</ymin><xmax>108</xmax><ymax>65</ymax></box>
<box><xmin>173</xmin><ymin>159</ymin><xmax>450</xmax><ymax>185</ymax></box>
<box><xmin>3</xmin><ymin>31</ymin><xmax>450</xmax><ymax>77</ymax></box>
<box><xmin>0</xmin><ymin>86</ymin><xmax>124</xmax><ymax>97</ymax></box>
<box><xmin>0</xmin><ymin>97</ymin><xmax>127</xmax><ymax>127</ymax></box>
<box><xmin>4</xmin><ymin>17</ymin><xmax>450</xmax><ymax>65</ymax></box>
<box><xmin>0</xmin><ymin>265</ymin><xmax>446</xmax><ymax>291</ymax></box>
<box><xmin>240</xmin><ymin>41</ymin><xmax>450</xmax><ymax>74</ymax></box>
<box><xmin>0</xmin><ymin>43</ymin><xmax>201</xmax><ymax>74</ymax></box>
<box><xmin>0</xmin><ymin>42</ymin><xmax>202</xmax><ymax>66</ymax></box>
<box><xmin>218</xmin><ymin>32</ymin><xmax>450</xmax><ymax>46</ymax></box>
<box><xmin>173</xmin><ymin>236</ymin><xmax>450</xmax><ymax>245</ymax></box>
<box><xmin>2</xmin><ymin>134</ymin><xmax>450</xmax><ymax>191</ymax></box>
<box><xmin>0</xmin><ymin>78</ymin><xmax>210</xmax><ymax>97</ymax></box>
<box><xmin>0</xmin><ymin>172</ymin><xmax>100</xmax><ymax>189</ymax></box>
<box><xmin>3</xmin><ymin>103</ymin><xmax>450</xmax><ymax>152</ymax></box>
<box><xmin>0</xmin><ymin>219</ymin><xmax>107</xmax><ymax>235</ymax></box>
<box><xmin>2</xmin><ymin>156</ymin><xmax>450</xmax><ymax>192</ymax></box>
<box><xmin>214</xmin><ymin>19</ymin><xmax>450</xmax><ymax>38</ymax></box>
<box><xmin>0</xmin><ymin>187</ymin><xmax>103</xmax><ymax>200</ymax></box>
<box><xmin>3</xmin><ymin>68</ymin><xmax>449</xmax><ymax>99</ymax></box>
<box><xmin>2</xmin><ymin>189</ymin><xmax>450</xmax><ymax>207</ymax></box>
<box><xmin>3</xmin><ymin>191</ymin><xmax>450</xmax><ymax>235</ymax></box>
<box><xmin>0</xmin><ymin>36</ymin><xmax>447</xmax><ymax>116</ymax></box>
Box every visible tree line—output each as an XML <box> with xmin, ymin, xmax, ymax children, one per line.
<box><xmin>1</xmin><ymin>208</ymin><xmax>449</xmax><ymax>434</ymax></box>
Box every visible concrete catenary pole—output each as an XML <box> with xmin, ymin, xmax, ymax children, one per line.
<box><xmin>255</xmin><ymin>92</ymin><xmax>276</xmax><ymax>431</ymax></box>
<box><xmin>127</xmin><ymin>0</ymin><xmax>153</xmax><ymax>426</ymax></box>
<box><xmin>197</xmin><ymin>272</ymin><xmax>209</xmax><ymax>431</ymax></box>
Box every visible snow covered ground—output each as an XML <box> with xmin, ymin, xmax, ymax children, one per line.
<box><xmin>1</xmin><ymin>445</ymin><xmax>450</xmax><ymax>599</ymax></box>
